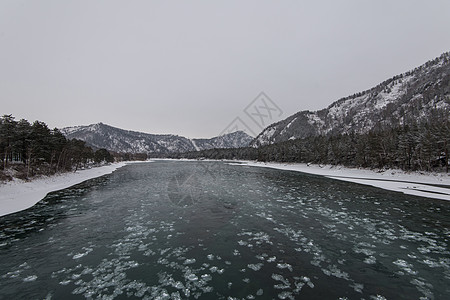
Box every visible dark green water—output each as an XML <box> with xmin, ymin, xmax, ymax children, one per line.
<box><xmin>0</xmin><ymin>161</ymin><xmax>449</xmax><ymax>299</ymax></box>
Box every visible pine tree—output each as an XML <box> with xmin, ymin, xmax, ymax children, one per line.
<box><xmin>0</xmin><ymin>114</ymin><xmax>17</xmax><ymax>169</ymax></box>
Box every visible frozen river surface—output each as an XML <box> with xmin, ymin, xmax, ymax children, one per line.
<box><xmin>0</xmin><ymin>161</ymin><xmax>449</xmax><ymax>299</ymax></box>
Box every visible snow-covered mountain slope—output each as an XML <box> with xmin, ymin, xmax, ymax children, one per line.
<box><xmin>193</xmin><ymin>131</ymin><xmax>254</xmax><ymax>150</ymax></box>
<box><xmin>60</xmin><ymin>123</ymin><xmax>253</xmax><ymax>154</ymax></box>
<box><xmin>252</xmin><ymin>52</ymin><xmax>450</xmax><ymax>147</ymax></box>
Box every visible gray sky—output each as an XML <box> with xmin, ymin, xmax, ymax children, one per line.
<box><xmin>1</xmin><ymin>0</ymin><xmax>449</xmax><ymax>138</ymax></box>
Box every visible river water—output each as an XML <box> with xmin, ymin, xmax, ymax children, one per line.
<box><xmin>0</xmin><ymin>161</ymin><xmax>449</xmax><ymax>299</ymax></box>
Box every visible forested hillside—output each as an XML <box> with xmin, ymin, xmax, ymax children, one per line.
<box><xmin>169</xmin><ymin>114</ymin><xmax>449</xmax><ymax>172</ymax></box>
<box><xmin>253</xmin><ymin>52</ymin><xmax>450</xmax><ymax>147</ymax></box>
<box><xmin>0</xmin><ymin>115</ymin><xmax>114</xmax><ymax>181</ymax></box>
<box><xmin>168</xmin><ymin>52</ymin><xmax>448</xmax><ymax>172</ymax></box>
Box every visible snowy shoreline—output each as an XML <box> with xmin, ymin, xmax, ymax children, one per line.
<box><xmin>232</xmin><ymin>161</ymin><xmax>450</xmax><ymax>201</ymax></box>
<box><xmin>0</xmin><ymin>162</ymin><xmax>129</xmax><ymax>217</ymax></box>
<box><xmin>1</xmin><ymin>159</ymin><xmax>449</xmax><ymax>218</ymax></box>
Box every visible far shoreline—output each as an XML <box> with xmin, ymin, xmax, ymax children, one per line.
<box><xmin>151</xmin><ymin>158</ymin><xmax>450</xmax><ymax>200</ymax></box>
<box><xmin>230</xmin><ymin>160</ymin><xmax>450</xmax><ymax>201</ymax></box>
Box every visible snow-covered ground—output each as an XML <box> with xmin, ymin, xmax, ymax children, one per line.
<box><xmin>231</xmin><ymin>161</ymin><xmax>450</xmax><ymax>201</ymax></box>
<box><xmin>0</xmin><ymin>162</ymin><xmax>129</xmax><ymax>217</ymax></box>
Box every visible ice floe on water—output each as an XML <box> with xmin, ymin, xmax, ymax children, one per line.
<box><xmin>71</xmin><ymin>247</ymin><xmax>93</xmax><ymax>260</ymax></box>
<box><xmin>183</xmin><ymin>258</ymin><xmax>196</xmax><ymax>265</ymax></box>
<box><xmin>22</xmin><ymin>275</ymin><xmax>37</xmax><ymax>282</ymax></box>
<box><xmin>276</xmin><ymin>263</ymin><xmax>293</xmax><ymax>272</ymax></box>
<box><xmin>247</xmin><ymin>263</ymin><xmax>264</xmax><ymax>271</ymax></box>
<box><xmin>393</xmin><ymin>259</ymin><xmax>418</xmax><ymax>275</ymax></box>
<box><xmin>1</xmin><ymin>161</ymin><xmax>449</xmax><ymax>299</ymax></box>
<box><xmin>272</xmin><ymin>273</ymin><xmax>291</xmax><ymax>289</ymax></box>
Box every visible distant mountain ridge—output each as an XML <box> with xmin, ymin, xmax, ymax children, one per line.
<box><xmin>61</xmin><ymin>123</ymin><xmax>253</xmax><ymax>154</ymax></box>
<box><xmin>252</xmin><ymin>52</ymin><xmax>450</xmax><ymax>147</ymax></box>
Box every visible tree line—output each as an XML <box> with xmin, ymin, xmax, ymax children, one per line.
<box><xmin>3</xmin><ymin>111</ymin><xmax>447</xmax><ymax>182</ymax></box>
<box><xmin>0</xmin><ymin>115</ymin><xmax>114</xmax><ymax>180</ymax></box>
<box><xmin>167</xmin><ymin>115</ymin><xmax>449</xmax><ymax>172</ymax></box>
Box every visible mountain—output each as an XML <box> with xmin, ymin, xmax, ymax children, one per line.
<box><xmin>252</xmin><ymin>52</ymin><xmax>450</xmax><ymax>147</ymax></box>
<box><xmin>192</xmin><ymin>131</ymin><xmax>255</xmax><ymax>150</ymax></box>
<box><xmin>60</xmin><ymin>123</ymin><xmax>253</xmax><ymax>154</ymax></box>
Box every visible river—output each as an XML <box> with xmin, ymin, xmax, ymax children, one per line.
<box><xmin>0</xmin><ymin>161</ymin><xmax>449</xmax><ymax>299</ymax></box>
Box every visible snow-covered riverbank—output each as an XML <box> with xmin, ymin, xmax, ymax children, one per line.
<box><xmin>232</xmin><ymin>161</ymin><xmax>450</xmax><ymax>201</ymax></box>
<box><xmin>2</xmin><ymin>159</ymin><xmax>449</xmax><ymax>218</ymax></box>
<box><xmin>0</xmin><ymin>162</ymin><xmax>129</xmax><ymax>217</ymax></box>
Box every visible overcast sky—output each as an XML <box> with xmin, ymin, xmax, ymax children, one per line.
<box><xmin>1</xmin><ymin>0</ymin><xmax>449</xmax><ymax>138</ymax></box>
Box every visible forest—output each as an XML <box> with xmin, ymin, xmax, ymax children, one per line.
<box><xmin>0</xmin><ymin>114</ymin><xmax>114</xmax><ymax>181</ymax></box>
<box><xmin>167</xmin><ymin>114</ymin><xmax>449</xmax><ymax>173</ymax></box>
